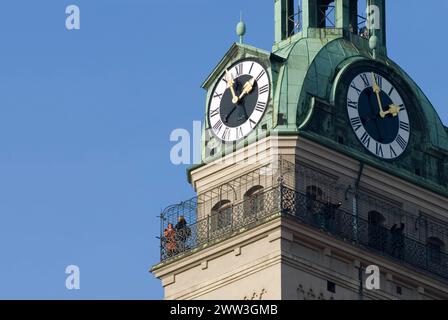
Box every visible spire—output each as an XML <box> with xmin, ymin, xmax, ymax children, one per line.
<box><xmin>236</xmin><ymin>12</ymin><xmax>246</xmax><ymax>44</ymax></box>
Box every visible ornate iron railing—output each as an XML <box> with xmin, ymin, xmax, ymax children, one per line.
<box><xmin>281</xmin><ymin>187</ymin><xmax>448</xmax><ymax>280</ymax></box>
<box><xmin>160</xmin><ymin>187</ymin><xmax>281</xmax><ymax>261</ymax></box>
<box><xmin>159</xmin><ymin>185</ymin><xmax>448</xmax><ymax>281</ymax></box>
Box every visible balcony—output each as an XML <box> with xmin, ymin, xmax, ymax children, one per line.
<box><xmin>157</xmin><ymin>161</ymin><xmax>448</xmax><ymax>281</ymax></box>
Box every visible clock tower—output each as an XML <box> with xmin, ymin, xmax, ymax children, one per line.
<box><xmin>152</xmin><ymin>0</ymin><xmax>448</xmax><ymax>300</ymax></box>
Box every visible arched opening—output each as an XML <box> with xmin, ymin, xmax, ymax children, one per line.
<box><xmin>243</xmin><ymin>186</ymin><xmax>265</xmax><ymax>219</ymax></box>
<box><xmin>390</xmin><ymin>222</ymin><xmax>405</xmax><ymax>260</ymax></box>
<box><xmin>306</xmin><ymin>185</ymin><xmax>323</xmax><ymax>202</ymax></box>
<box><xmin>368</xmin><ymin>211</ymin><xmax>386</xmax><ymax>251</ymax></box>
<box><xmin>305</xmin><ymin>185</ymin><xmax>323</xmax><ymax>212</ymax></box>
<box><xmin>211</xmin><ymin>200</ymin><xmax>232</xmax><ymax>231</ymax></box>
<box><xmin>368</xmin><ymin>211</ymin><xmax>385</xmax><ymax>225</ymax></box>
<box><xmin>305</xmin><ymin>185</ymin><xmax>323</xmax><ymax>211</ymax></box>
<box><xmin>305</xmin><ymin>185</ymin><xmax>326</xmax><ymax>228</ymax></box>
<box><xmin>427</xmin><ymin>237</ymin><xmax>445</xmax><ymax>265</ymax></box>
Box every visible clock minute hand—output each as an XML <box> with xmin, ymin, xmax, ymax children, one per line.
<box><xmin>371</xmin><ymin>72</ymin><xmax>387</xmax><ymax>118</ymax></box>
<box><xmin>225</xmin><ymin>105</ymin><xmax>237</xmax><ymax>122</ymax></box>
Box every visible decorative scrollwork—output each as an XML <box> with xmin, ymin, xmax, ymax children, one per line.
<box><xmin>243</xmin><ymin>288</ymin><xmax>267</xmax><ymax>300</ymax></box>
<box><xmin>297</xmin><ymin>284</ymin><xmax>333</xmax><ymax>300</ymax></box>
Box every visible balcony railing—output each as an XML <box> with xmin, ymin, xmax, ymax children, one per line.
<box><xmin>281</xmin><ymin>187</ymin><xmax>448</xmax><ymax>280</ymax></box>
<box><xmin>160</xmin><ymin>187</ymin><xmax>281</xmax><ymax>261</ymax></box>
<box><xmin>158</xmin><ymin>185</ymin><xmax>448</xmax><ymax>281</ymax></box>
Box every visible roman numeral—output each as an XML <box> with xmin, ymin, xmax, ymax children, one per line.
<box><xmin>350</xmin><ymin>117</ymin><xmax>362</xmax><ymax>132</ymax></box>
<box><xmin>249</xmin><ymin>119</ymin><xmax>257</xmax><ymax>128</ymax></box>
<box><xmin>399</xmin><ymin>121</ymin><xmax>410</xmax><ymax>132</ymax></box>
<box><xmin>347</xmin><ymin>99</ymin><xmax>358</xmax><ymax>110</ymax></box>
<box><xmin>255</xmin><ymin>101</ymin><xmax>266</xmax><ymax>113</ymax></box>
<box><xmin>390</xmin><ymin>145</ymin><xmax>397</xmax><ymax>158</ymax></box>
<box><xmin>396</xmin><ymin>134</ymin><xmax>407</xmax><ymax>150</ymax></box>
<box><xmin>213</xmin><ymin>120</ymin><xmax>223</xmax><ymax>133</ymax></box>
<box><xmin>210</xmin><ymin>108</ymin><xmax>219</xmax><ymax>118</ymax></box>
<box><xmin>360</xmin><ymin>132</ymin><xmax>371</xmax><ymax>148</ymax></box>
<box><xmin>374</xmin><ymin>74</ymin><xmax>383</xmax><ymax>89</ymax></box>
<box><xmin>235</xmin><ymin>127</ymin><xmax>244</xmax><ymax>139</ymax></box>
<box><xmin>235</xmin><ymin>63</ymin><xmax>243</xmax><ymax>76</ymax></box>
<box><xmin>213</xmin><ymin>92</ymin><xmax>223</xmax><ymax>100</ymax></box>
<box><xmin>375</xmin><ymin>143</ymin><xmax>384</xmax><ymax>157</ymax></box>
<box><xmin>388</xmin><ymin>86</ymin><xmax>395</xmax><ymax>96</ymax></box>
<box><xmin>222</xmin><ymin>127</ymin><xmax>230</xmax><ymax>140</ymax></box>
<box><xmin>256</xmin><ymin>70</ymin><xmax>266</xmax><ymax>82</ymax></box>
<box><xmin>259</xmin><ymin>84</ymin><xmax>269</xmax><ymax>95</ymax></box>
<box><xmin>350</xmin><ymin>83</ymin><xmax>362</xmax><ymax>95</ymax></box>
<box><xmin>360</xmin><ymin>74</ymin><xmax>370</xmax><ymax>87</ymax></box>
<box><xmin>399</xmin><ymin>104</ymin><xmax>405</xmax><ymax>111</ymax></box>
<box><xmin>249</xmin><ymin>62</ymin><xmax>255</xmax><ymax>75</ymax></box>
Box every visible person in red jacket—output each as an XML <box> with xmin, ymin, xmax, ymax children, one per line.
<box><xmin>164</xmin><ymin>223</ymin><xmax>177</xmax><ymax>257</ymax></box>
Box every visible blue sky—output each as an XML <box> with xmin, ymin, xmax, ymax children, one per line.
<box><xmin>0</xmin><ymin>0</ymin><xmax>446</xmax><ymax>299</ymax></box>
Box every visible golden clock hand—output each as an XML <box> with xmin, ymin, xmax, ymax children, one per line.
<box><xmin>238</xmin><ymin>78</ymin><xmax>255</xmax><ymax>100</ymax></box>
<box><xmin>387</xmin><ymin>104</ymin><xmax>400</xmax><ymax>117</ymax></box>
<box><xmin>371</xmin><ymin>72</ymin><xmax>387</xmax><ymax>118</ymax></box>
<box><xmin>226</xmin><ymin>70</ymin><xmax>239</xmax><ymax>104</ymax></box>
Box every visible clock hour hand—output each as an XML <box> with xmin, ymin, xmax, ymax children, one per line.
<box><xmin>238</xmin><ymin>78</ymin><xmax>255</xmax><ymax>100</ymax></box>
<box><xmin>226</xmin><ymin>70</ymin><xmax>239</xmax><ymax>104</ymax></box>
<box><xmin>386</xmin><ymin>104</ymin><xmax>400</xmax><ymax>117</ymax></box>
<box><xmin>378</xmin><ymin>105</ymin><xmax>400</xmax><ymax>118</ymax></box>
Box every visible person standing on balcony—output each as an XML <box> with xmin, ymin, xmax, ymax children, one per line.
<box><xmin>164</xmin><ymin>223</ymin><xmax>177</xmax><ymax>257</ymax></box>
<box><xmin>306</xmin><ymin>186</ymin><xmax>324</xmax><ymax>227</ymax></box>
<box><xmin>175</xmin><ymin>216</ymin><xmax>191</xmax><ymax>252</ymax></box>
<box><xmin>391</xmin><ymin>223</ymin><xmax>405</xmax><ymax>260</ymax></box>
<box><xmin>323</xmin><ymin>202</ymin><xmax>342</xmax><ymax>232</ymax></box>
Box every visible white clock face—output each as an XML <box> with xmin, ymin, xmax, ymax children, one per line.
<box><xmin>347</xmin><ymin>71</ymin><xmax>411</xmax><ymax>160</ymax></box>
<box><xmin>208</xmin><ymin>59</ymin><xmax>270</xmax><ymax>142</ymax></box>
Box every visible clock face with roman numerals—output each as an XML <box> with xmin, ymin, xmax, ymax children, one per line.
<box><xmin>208</xmin><ymin>59</ymin><xmax>270</xmax><ymax>142</ymax></box>
<box><xmin>347</xmin><ymin>71</ymin><xmax>411</xmax><ymax>160</ymax></box>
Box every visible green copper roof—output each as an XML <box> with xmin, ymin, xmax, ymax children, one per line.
<box><xmin>190</xmin><ymin>25</ymin><xmax>447</xmax><ymax>194</ymax></box>
<box><xmin>272</xmin><ymin>35</ymin><xmax>448</xmax><ymax>153</ymax></box>
<box><xmin>201</xmin><ymin>43</ymin><xmax>272</xmax><ymax>90</ymax></box>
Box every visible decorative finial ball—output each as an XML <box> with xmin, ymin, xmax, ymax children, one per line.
<box><xmin>236</xmin><ymin>20</ymin><xmax>246</xmax><ymax>37</ymax></box>
<box><xmin>369</xmin><ymin>35</ymin><xmax>378</xmax><ymax>50</ymax></box>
